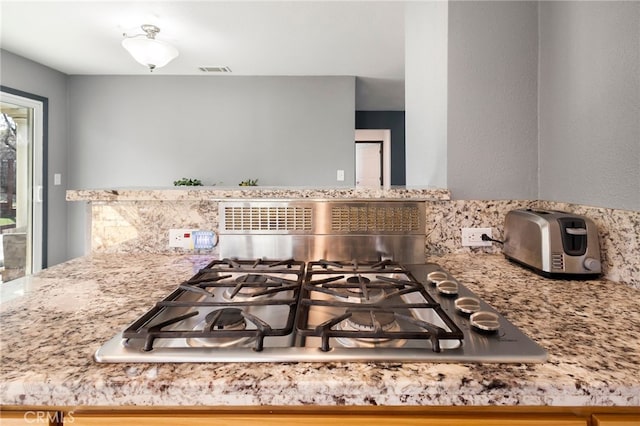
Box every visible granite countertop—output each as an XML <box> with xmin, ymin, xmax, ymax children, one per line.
<box><xmin>1</xmin><ymin>253</ymin><xmax>639</xmax><ymax>408</ymax></box>
<box><xmin>65</xmin><ymin>186</ymin><xmax>452</xmax><ymax>201</ymax></box>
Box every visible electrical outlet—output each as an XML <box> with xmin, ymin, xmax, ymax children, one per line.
<box><xmin>169</xmin><ymin>229</ymin><xmax>194</xmax><ymax>249</ymax></box>
<box><xmin>461</xmin><ymin>227</ymin><xmax>492</xmax><ymax>247</ymax></box>
<box><xmin>337</xmin><ymin>170</ymin><xmax>345</xmax><ymax>181</ymax></box>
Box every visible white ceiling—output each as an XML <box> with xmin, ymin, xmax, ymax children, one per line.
<box><xmin>0</xmin><ymin>1</ymin><xmax>406</xmax><ymax>108</ymax></box>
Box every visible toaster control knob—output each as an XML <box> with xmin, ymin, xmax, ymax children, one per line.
<box><xmin>583</xmin><ymin>257</ymin><xmax>601</xmax><ymax>271</ymax></box>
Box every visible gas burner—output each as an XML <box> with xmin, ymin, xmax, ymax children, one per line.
<box><xmin>335</xmin><ymin>310</ymin><xmax>406</xmax><ymax>348</ymax></box>
<box><xmin>188</xmin><ymin>308</ymin><xmax>252</xmax><ymax>348</ymax></box>
<box><xmin>223</xmin><ymin>285</ymin><xmax>275</xmax><ymax>301</ymax></box>
<box><xmin>205</xmin><ymin>307</ymin><xmax>246</xmax><ymax>329</ymax></box>
<box><xmin>219</xmin><ymin>258</ymin><xmax>298</xmax><ymax>270</ymax></box>
<box><xmin>223</xmin><ymin>275</ymin><xmax>279</xmax><ymax>301</ymax></box>
<box><xmin>315</xmin><ymin>259</ymin><xmax>400</xmax><ymax>272</ymax></box>
<box><xmin>346</xmin><ymin>275</ymin><xmax>370</xmax><ymax>284</ymax></box>
<box><xmin>235</xmin><ymin>274</ymin><xmax>268</xmax><ymax>284</ymax></box>
<box><xmin>344</xmin><ymin>286</ymin><xmax>385</xmax><ymax>303</ymax></box>
<box><xmin>344</xmin><ymin>274</ymin><xmax>385</xmax><ymax>302</ymax></box>
<box><xmin>307</xmin><ymin>275</ymin><xmax>388</xmax><ymax>303</ymax></box>
<box><xmin>346</xmin><ymin>310</ymin><xmax>395</xmax><ymax>331</ymax></box>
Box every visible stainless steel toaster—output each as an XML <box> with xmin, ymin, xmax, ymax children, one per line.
<box><xmin>503</xmin><ymin>209</ymin><xmax>601</xmax><ymax>278</ymax></box>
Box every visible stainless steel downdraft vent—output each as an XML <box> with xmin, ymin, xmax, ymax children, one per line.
<box><xmin>223</xmin><ymin>206</ymin><xmax>312</xmax><ymax>232</ymax></box>
<box><xmin>218</xmin><ymin>200</ymin><xmax>426</xmax><ymax>263</ymax></box>
<box><xmin>199</xmin><ymin>66</ymin><xmax>232</xmax><ymax>73</ymax></box>
<box><xmin>331</xmin><ymin>204</ymin><xmax>421</xmax><ymax>233</ymax></box>
<box><xmin>219</xmin><ymin>201</ymin><xmax>425</xmax><ymax>235</ymax></box>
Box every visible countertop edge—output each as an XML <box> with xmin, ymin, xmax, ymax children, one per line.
<box><xmin>65</xmin><ymin>187</ymin><xmax>452</xmax><ymax>202</ymax></box>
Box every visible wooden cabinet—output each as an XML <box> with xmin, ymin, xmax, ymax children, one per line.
<box><xmin>592</xmin><ymin>413</ymin><xmax>640</xmax><ymax>426</ymax></box>
<box><xmin>68</xmin><ymin>408</ymin><xmax>591</xmax><ymax>426</ymax></box>
<box><xmin>69</xmin><ymin>412</ymin><xmax>589</xmax><ymax>426</ymax></box>
<box><xmin>5</xmin><ymin>407</ymin><xmax>640</xmax><ymax>425</ymax></box>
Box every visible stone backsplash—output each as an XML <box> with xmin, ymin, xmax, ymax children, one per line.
<box><xmin>70</xmin><ymin>189</ymin><xmax>639</xmax><ymax>289</ymax></box>
<box><xmin>425</xmin><ymin>200</ymin><xmax>640</xmax><ymax>289</ymax></box>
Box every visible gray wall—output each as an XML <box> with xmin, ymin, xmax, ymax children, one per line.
<box><xmin>538</xmin><ymin>1</ymin><xmax>640</xmax><ymax>211</ymax></box>
<box><xmin>67</xmin><ymin>76</ymin><xmax>355</xmax><ymax>188</ymax></box>
<box><xmin>447</xmin><ymin>1</ymin><xmax>539</xmax><ymax>200</ymax></box>
<box><xmin>0</xmin><ymin>49</ymin><xmax>69</xmax><ymax>267</ymax></box>
<box><xmin>355</xmin><ymin>77</ymin><xmax>405</xmax><ymax>111</ymax></box>
<box><xmin>404</xmin><ymin>1</ymin><xmax>449</xmax><ymax>188</ymax></box>
<box><xmin>446</xmin><ymin>1</ymin><xmax>639</xmax><ymax>210</ymax></box>
<box><xmin>3</xmin><ymin>1</ymin><xmax>640</xmax><ymax>263</ymax></box>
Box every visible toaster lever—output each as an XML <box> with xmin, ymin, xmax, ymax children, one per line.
<box><xmin>565</xmin><ymin>227</ymin><xmax>587</xmax><ymax>235</ymax></box>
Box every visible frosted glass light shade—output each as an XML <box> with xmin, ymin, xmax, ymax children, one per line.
<box><xmin>122</xmin><ymin>36</ymin><xmax>179</xmax><ymax>70</ymax></box>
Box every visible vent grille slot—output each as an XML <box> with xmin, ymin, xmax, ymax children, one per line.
<box><xmin>224</xmin><ymin>206</ymin><xmax>312</xmax><ymax>231</ymax></box>
<box><xmin>331</xmin><ymin>205</ymin><xmax>421</xmax><ymax>232</ymax></box>
<box><xmin>199</xmin><ymin>66</ymin><xmax>232</xmax><ymax>73</ymax></box>
<box><xmin>551</xmin><ymin>252</ymin><xmax>564</xmax><ymax>270</ymax></box>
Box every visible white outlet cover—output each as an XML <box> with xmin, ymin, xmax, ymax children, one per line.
<box><xmin>461</xmin><ymin>227</ymin><xmax>492</xmax><ymax>247</ymax></box>
<box><xmin>169</xmin><ymin>229</ymin><xmax>194</xmax><ymax>249</ymax></box>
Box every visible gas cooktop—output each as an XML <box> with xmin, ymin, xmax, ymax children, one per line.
<box><xmin>94</xmin><ymin>258</ymin><xmax>547</xmax><ymax>363</ymax></box>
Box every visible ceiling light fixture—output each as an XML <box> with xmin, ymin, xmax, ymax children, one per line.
<box><xmin>122</xmin><ymin>24</ymin><xmax>178</xmax><ymax>72</ymax></box>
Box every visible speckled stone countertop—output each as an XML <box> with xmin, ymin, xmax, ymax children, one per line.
<box><xmin>66</xmin><ymin>186</ymin><xmax>451</xmax><ymax>201</ymax></box>
<box><xmin>1</xmin><ymin>253</ymin><xmax>639</xmax><ymax>408</ymax></box>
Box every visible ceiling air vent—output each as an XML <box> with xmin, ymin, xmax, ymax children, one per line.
<box><xmin>199</xmin><ymin>66</ymin><xmax>232</xmax><ymax>73</ymax></box>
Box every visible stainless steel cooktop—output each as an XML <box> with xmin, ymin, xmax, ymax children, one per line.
<box><xmin>94</xmin><ymin>259</ymin><xmax>547</xmax><ymax>363</ymax></box>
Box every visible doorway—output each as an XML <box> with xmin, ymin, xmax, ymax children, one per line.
<box><xmin>355</xmin><ymin>129</ymin><xmax>391</xmax><ymax>188</ymax></box>
<box><xmin>0</xmin><ymin>88</ymin><xmax>46</xmax><ymax>282</ymax></box>
<box><xmin>355</xmin><ymin>142</ymin><xmax>382</xmax><ymax>187</ymax></box>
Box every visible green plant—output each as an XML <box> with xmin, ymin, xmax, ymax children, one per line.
<box><xmin>173</xmin><ymin>178</ymin><xmax>203</xmax><ymax>186</ymax></box>
<box><xmin>239</xmin><ymin>178</ymin><xmax>258</xmax><ymax>187</ymax></box>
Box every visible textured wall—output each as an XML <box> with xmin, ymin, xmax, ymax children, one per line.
<box><xmin>447</xmin><ymin>1</ymin><xmax>539</xmax><ymax>200</ymax></box>
<box><xmin>0</xmin><ymin>49</ymin><xmax>69</xmax><ymax>267</ymax></box>
<box><xmin>404</xmin><ymin>1</ymin><xmax>448</xmax><ymax>188</ymax></box>
<box><xmin>538</xmin><ymin>1</ymin><xmax>640</xmax><ymax>211</ymax></box>
<box><xmin>67</xmin><ymin>75</ymin><xmax>355</xmax><ymax>188</ymax></box>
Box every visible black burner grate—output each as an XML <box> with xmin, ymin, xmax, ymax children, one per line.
<box><xmin>122</xmin><ymin>258</ymin><xmax>305</xmax><ymax>352</ymax></box>
<box><xmin>121</xmin><ymin>258</ymin><xmax>464</xmax><ymax>355</ymax></box>
<box><xmin>296</xmin><ymin>260</ymin><xmax>464</xmax><ymax>352</ymax></box>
